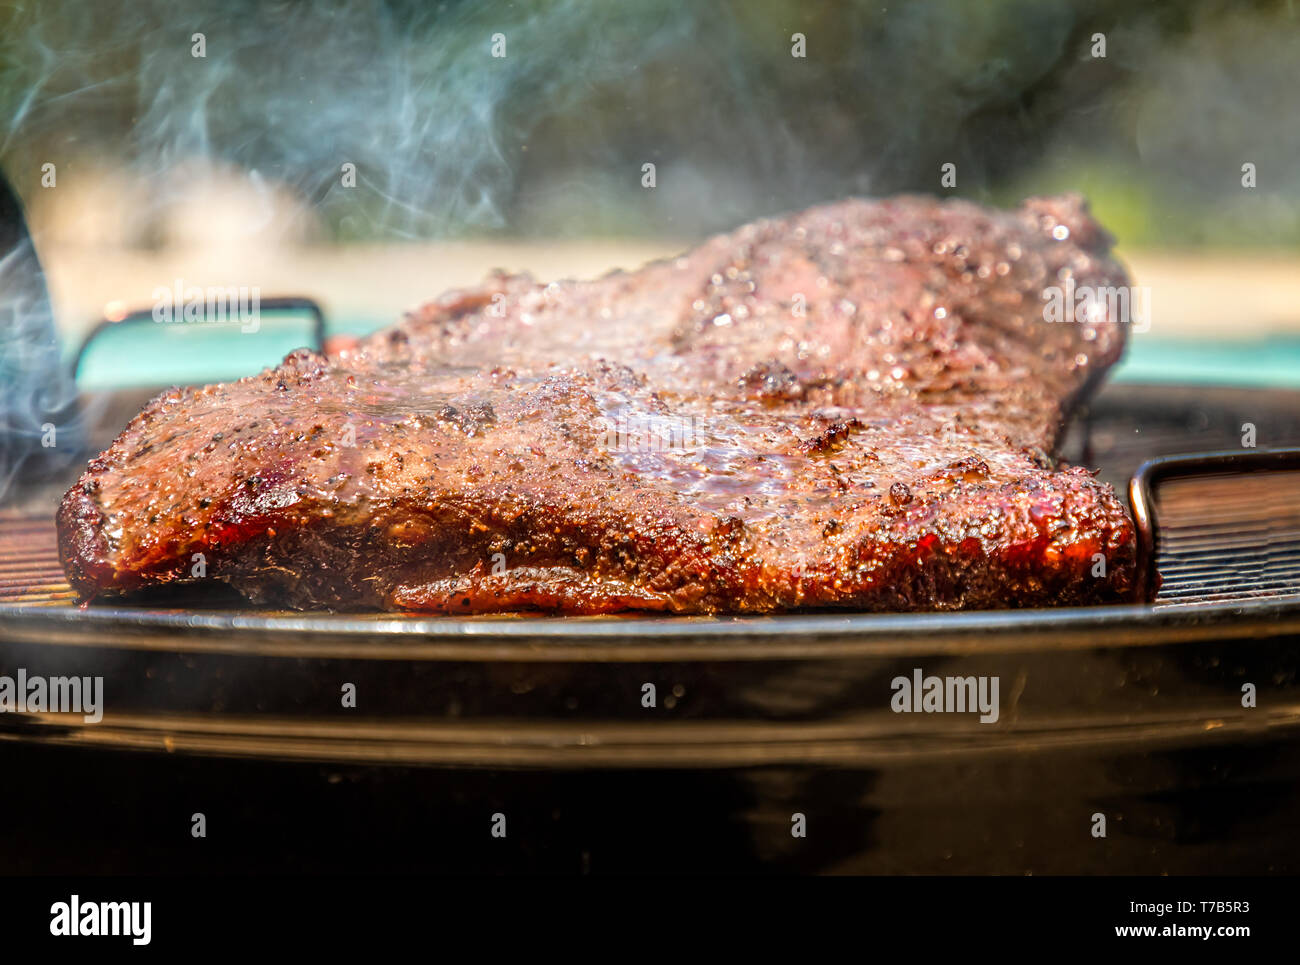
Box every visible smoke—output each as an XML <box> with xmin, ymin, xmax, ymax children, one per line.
<box><xmin>0</xmin><ymin>173</ymin><xmax>83</xmax><ymax>497</ymax></box>
<box><xmin>1</xmin><ymin>0</ymin><xmax>756</xmax><ymax>237</ymax></box>
<box><xmin>3</xmin><ymin>0</ymin><xmax>526</xmax><ymax>237</ymax></box>
<box><xmin>0</xmin><ymin>0</ymin><xmax>1099</xmax><ymax>241</ymax></box>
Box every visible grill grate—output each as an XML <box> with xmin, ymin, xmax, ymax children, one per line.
<box><xmin>4</xmin><ymin>471</ymin><xmax>1299</xmax><ymax>613</ymax></box>
<box><xmin>1152</xmin><ymin>469</ymin><xmax>1300</xmax><ymax>606</ymax></box>
<box><xmin>4</xmin><ymin>391</ymin><xmax>1300</xmax><ymax>615</ymax></box>
<box><xmin>0</xmin><ymin>511</ymin><xmax>76</xmax><ymax>606</ymax></box>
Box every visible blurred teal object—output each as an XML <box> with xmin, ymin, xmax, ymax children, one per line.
<box><xmin>1114</xmin><ymin>335</ymin><xmax>1300</xmax><ymax>389</ymax></box>
<box><xmin>73</xmin><ymin>301</ymin><xmax>324</xmax><ymax>390</ymax></box>
<box><xmin>72</xmin><ymin>313</ymin><xmax>1300</xmax><ymax>392</ymax></box>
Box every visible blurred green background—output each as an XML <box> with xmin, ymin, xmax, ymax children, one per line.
<box><xmin>1</xmin><ymin>0</ymin><xmax>1298</xmax><ymax>388</ymax></box>
<box><xmin>3</xmin><ymin>0</ymin><xmax>1297</xmax><ymax>244</ymax></box>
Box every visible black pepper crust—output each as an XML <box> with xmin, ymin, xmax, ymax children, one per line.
<box><xmin>58</xmin><ymin>194</ymin><xmax>1138</xmax><ymax>612</ymax></box>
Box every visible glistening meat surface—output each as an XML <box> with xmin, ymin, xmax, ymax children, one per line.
<box><xmin>58</xmin><ymin>194</ymin><xmax>1138</xmax><ymax>612</ymax></box>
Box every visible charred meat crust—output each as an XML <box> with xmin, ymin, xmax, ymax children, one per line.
<box><xmin>58</xmin><ymin>194</ymin><xmax>1138</xmax><ymax>613</ymax></box>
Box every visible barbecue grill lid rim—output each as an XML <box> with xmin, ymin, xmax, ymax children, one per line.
<box><xmin>3</xmin><ymin>594</ymin><xmax>1298</xmax><ymax>661</ymax></box>
<box><xmin>1128</xmin><ymin>446</ymin><xmax>1300</xmax><ymax>602</ymax></box>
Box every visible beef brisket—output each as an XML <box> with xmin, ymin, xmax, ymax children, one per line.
<box><xmin>58</xmin><ymin>194</ymin><xmax>1138</xmax><ymax>612</ymax></box>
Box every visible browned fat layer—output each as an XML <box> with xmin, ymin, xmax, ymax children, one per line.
<box><xmin>58</xmin><ymin>194</ymin><xmax>1137</xmax><ymax>612</ymax></box>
